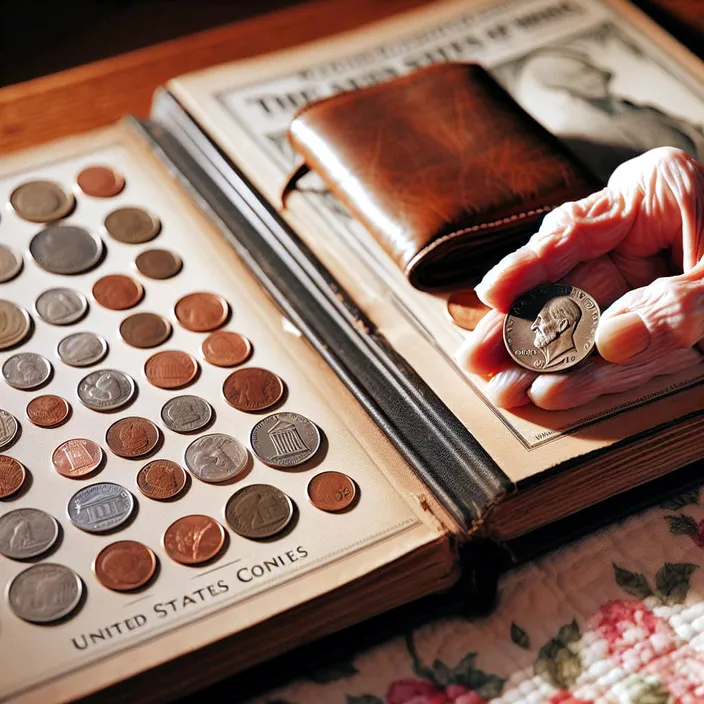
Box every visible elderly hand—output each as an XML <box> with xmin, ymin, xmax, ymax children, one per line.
<box><xmin>457</xmin><ymin>147</ymin><xmax>704</xmax><ymax>410</ymax></box>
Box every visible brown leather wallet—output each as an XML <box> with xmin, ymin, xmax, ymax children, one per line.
<box><xmin>283</xmin><ymin>63</ymin><xmax>600</xmax><ymax>290</ymax></box>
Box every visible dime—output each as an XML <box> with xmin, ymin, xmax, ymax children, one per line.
<box><xmin>52</xmin><ymin>438</ymin><xmax>104</xmax><ymax>478</ymax></box>
<box><xmin>0</xmin><ymin>508</ymin><xmax>59</xmax><ymax>559</ymax></box>
<box><xmin>135</xmin><ymin>249</ymin><xmax>182</xmax><ymax>280</ymax></box>
<box><xmin>30</xmin><ymin>225</ymin><xmax>104</xmax><ymax>275</ymax></box>
<box><xmin>250</xmin><ymin>412</ymin><xmax>321</xmax><ymax>468</ymax></box>
<box><xmin>160</xmin><ymin>395</ymin><xmax>213</xmax><ymax>434</ymax></box>
<box><xmin>0</xmin><ymin>244</ymin><xmax>23</xmax><ymax>283</ymax></box>
<box><xmin>93</xmin><ymin>540</ymin><xmax>157</xmax><ymax>591</ymax></box>
<box><xmin>174</xmin><ymin>292</ymin><xmax>229</xmax><ymax>332</ymax></box>
<box><xmin>222</xmin><ymin>367</ymin><xmax>284</xmax><ymax>412</ymax></box>
<box><xmin>106</xmin><ymin>417</ymin><xmax>160</xmax><ymax>459</ymax></box>
<box><xmin>35</xmin><ymin>288</ymin><xmax>88</xmax><ymax>325</ymax></box>
<box><xmin>26</xmin><ymin>395</ymin><xmax>71</xmax><ymax>428</ymax></box>
<box><xmin>225</xmin><ymin>484</ymin><xmax>294</xmax><ymax>539</ymax></box>
<box><xmin>8</xmin><ymin>563</ymin><xmax>83</xmax><ymax>623</ymax></box>
<box><xmin>0</xmin><ymin>300</ymin><xmax>31</xmax><ymax>350</ymax></box>
<box><xmin>137</xmin><ymin>459</ymin><xmax>187</xmax><ymax>500</ymax></box>
<box><xmin>77</xmin><ymin>165</ymin><xmax>125</xmax><ymax>198</ymax></box>
<box><xmin>77</xmin><ymin>369</ymin><xmax>136</xmax><ymax>411</ymax></box>
<box><xmin>10</xmin><ymin>181</ymin><xmax>75</xmax><ymax>223</ymax></box>
<box><xmin>503</xmin><ymin>284</ymin><xmax>600</xmax><ymax>373</ymax></box>
<box><xmin>57</xmin><ymin>332</ymin><xmax>108</xmax><ymax>367</ymax></box>
<box><xmin>0</xmin><ymin>409</ymin><xmax>19</xmax><ymax>451</ymax></box>
<box><xmin>67</xmin><ymin>482</ymin><xmax>135</xmax><ymax>533</ymax></box>
<box><xmin>185</xmin><ymin>433</ymin><xmax>249</xmax><ymax>484</ymax></box>
<box><xmin>144</xmin><ymin>350</ymin><xmax>199</xmax><ymax>390</ymax></box>
<box><xmin>0</xmin><ymin>456</ymin><xmax>26</xmax><ymax>498</ymax></box>
<box><xmin>202</xmin><ymin>331</ymin><xmax>252</xmax><ymax>368</ymax></box>
<box><xmin>119</xmin><ymin>312</ymin><xmax>171</xmax><ymax>349</ymax></box>
<box><xmin>163</xmin><ymin>515</ymin><xmax>225</xmax><ymax>565</ymax></box>
<box><xmin>104</xmin><ymin>206</ymin><xmax>160</xmax><ymax>244</ymax></box>
<box><xmin>447</xmin><ymin>289</ymin><xmax>491</xmax><ymax>331</ymax></box>
<box><xmin>92</xmin><ymin>274</ymin><xmax>144</xmax><ymax>310</ymax></box>
<box><xmin>307</xmin><ymin>471</ymin><xmax>357</xmax><ymax>512</ymax></box>
<box><xmin>2</xmin><ymin>352</ymin><xmax>52</xmax><ymax>390</ymax></box>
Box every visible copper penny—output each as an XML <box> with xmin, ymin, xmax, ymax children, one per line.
<box><xmin>26</xmin><ymin>395</ymin><xmax>71</xmax><ymax>428</ymax></box>
<box><xmin>77</xmin><ymin>166</ymin><xmax>125</xmax><ymax>198</ymax></box>
<box><xmin>163</xmin><ymin>515</ymin><xmax>226</xmax><ymax>566</ymax></box>
<box><xmin>135</xmin><ymin>249</ymin><xmax>182</xmax><ymax>280</ymax></box>
<box><xmin>92</xmin><ymin>274</ymin><xmax>144</xmax><ymax>311</ymax></box>
<box><xmin>104</xmin><ymin>206</ymin><xmax>161</xmax><ymax>244</ymax></box>
<box><xmin>447</xmin><ymin>290</ymin><xmax>491</xmax><ymax>332</ymax></box>
<box><xmin>174</xmin><ymin>292</ymin><xmax>229</xmax><ymax>333</ymax></box>
<box><xmin>94</xmin><ymin>540</ymin><xmax>157</xmax><ymax>591</ymax></box>
<box><xmin>222</xmin><ymin>367</ymin><xmax>285</xmax><ymax>412</ymax></box>
<box><xmin>137</xmin><ymin>459</ymin><xmax>187</xmax><ymax>501</ymax></box>
<box><xmin>119</xmin><ymin>312</ymin><xmax>171</xmax><ymax>349</ymax></box>
<box><xmin>307</xmin><ymin>471</ymin><xmax>357</xmax><ymax>512</ymax></box>
<box><xmin>106</xmin><ymin>417</ymin><xmax>160</xmax><ymax>459</ymax></box>
<box><xmin>52</xmin><ymin>438</ymin><xmax>104</xmax><ymax>478</ymax></box>
<box><xmin>144</xmin><ymin>350</ymin><xmax>199</xmax><ymax>390</ymax></box>
<box><xmin>202</xmin><ymin>331</ymin><xmax>252</xmax><ymax>368</ymax></box>
<box><xmin>0</xmin><ymin>456</ymin><xmax>26</xmax><ymax>498</ymax></box>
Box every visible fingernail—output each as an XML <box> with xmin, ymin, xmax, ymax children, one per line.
<box><xmin>597</xmin><ymin>312</ymin><xmax>650</xmax><ymax>363</ymax></box>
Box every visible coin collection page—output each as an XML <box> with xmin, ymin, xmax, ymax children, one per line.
<box><xmin>0</xmin><ymin>128</ymin><xmax>426</xmax><ymax>702</ymax></box>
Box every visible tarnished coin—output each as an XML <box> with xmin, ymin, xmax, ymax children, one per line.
<box><xmin>119</xmin><ymin>312</ymin><xmax>171</xmax><ymax>349</ymax></box>
<box><xmin>0</xmin><ymin>456</ymin><xmax>26</xmax><ymax>498</ymax></box>
<box><xmin>174</xmin><ymin>292</ymin><xmax>229</xmax><ymax>332</ymax></box>
<box><xmin>503</xmin><ymin>284</ymin><xmax>600</xmax><ymax>373</ymax></box>
<box><xmin>163</xmin><ymin>515</ymin><xmax>225</xmax><ymax>565</ymax></box>
<box><xmin>447</xmin><ymin>290</ymin><xmax>491</xmax><ymax>332</ymax></box>
<box><xmin>30</xmin><ymin>225</ymin><xmax>104</xmax><ymax>275</ymax></box>
<box><xmin>68</xmin><ymin>482</ymin><xmax>135</xmax><ymax>533</ymax></box>
<box><xmin>0</xmin><ymin>244</ymin><xmax>23</xmax><ymax>283</ymax></box>
<box><xmin>57</xmin><ymin>332</ymin><xmax>108</xmax><ymax>367</ymax></box>
<box><xmin>0</xmin><ymin>300</ymin><xmax>31</xmax><ymax>350</ymax></box>
<box><xmin>52</xmin><ymin>438</ymin><xmax>104</xmax><ymax>478</ymax></box>
<box><xmin>104</xmin><ymin>206</ymin><xmax>160</xmax><ymax>244</ymax></box>
<box><xmin>35</xmin><ymin>288</ymin><xmax>88</xmax><ymax>325</ymax></box>
<box><xmin>144</xmin><ymin>350</ymin><xmax>199</xmax><ymax>390</ymax></box>
<box><xmin>135</xmin><ymin>249</ymin><xmax>182</xmax><ymax>280</ymax></box>
<box><xmin>222</xmin><ymin>367</ymin><xmax>285</xmax><ymax>413</ymax></box>
<box><xmin>26</xmin><ymin>395</ymin><xmax>71</xmax><ymax>428</ymax></box>
<box><xmin>92</xmin><ymin>274</ymin><xmax>144</xmax><ymax>310</ymax></box>
<box><xmin>307</xmin><ymin>471</ymin><xmax>357</xmax><ymax>512</ymax></box>
<box><xmin>250</xmin><ymin>412</ymin><xmax>321</xmax><ymax>468</ymax></box>
<box><xmin>10</xmin><ymin>181</ymin><xmax>75</xmax><ymax>223</ymax></box>
<box><xmin>2</xmin><ymin>353</ymin><xmax>52</xmax><ymax>390</ymax></box>
<box><xmin>94</xmin><ymin>540</ymin><xmax>157</xmax><ymax>591</ymax></box>
<box><xmin>106</xmin><ymin>416</ymin><xmax>160</xmax><ymax>459</ymax></box>
<box><xmin>225</xmin><ymin>484</ymin><xmax>294</xmax><ymax>539</ymax></box>
<box><xmin>202</xmin><ymin>331</ymin><xmax>252</xmax><ymax>368</ymax></box>
<box><xmin>77</xmin><ymin>165</ymin><xmax>125</xmax><ymax>198</ymax></box>
<box><xmin>8</xmin><ymin>563</ymin><xmax>83</xmax><ymax>623</ymax></box>
<box><xmin>0</xmin><ymin>508</ymin><xmax>59</xmax><ymax>559</ymax></box>
<box><xmin>0</xmin><ymin>410</ymin><xmax>19</xmax><ymax>451</ymax></box>
<box><xmin>185</xmin><ymin>433</ymin><xmax>249</xmax><ymax>484</ymax></box>
<box><xmin>77</xmin><ymin>369</ymin><xmax>136</xmax><ymax>411</ymax></box>
<box><xmin>160</xmin><ymin>395</ymin><xmax>212</xmax><ymax>434</ymax></box>
<box><xmin>137</xmin><ymin>459</ymin><xmax>187</xmax><ymax>500</ymax></box>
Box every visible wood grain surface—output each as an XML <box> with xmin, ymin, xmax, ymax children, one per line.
<box><xmin>0</xmin><ymin>0</ymin><xmax>701</xmax><ymax>154</ymax></box>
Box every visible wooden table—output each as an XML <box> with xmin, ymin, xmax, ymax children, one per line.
<box><xmin>0</xmin><ymin>0</ymin><xmax>702</xmax><ymax>154</ymax></box>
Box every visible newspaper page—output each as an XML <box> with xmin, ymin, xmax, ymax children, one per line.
<box><xmin>170</xmin><ymin>0</ymin><xmax>704</xmax><ymax>481</ymax></box>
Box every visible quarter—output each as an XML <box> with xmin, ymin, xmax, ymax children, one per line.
<box><xmin>163</xmin><ymin>515</ymin><xmax>226</xmax><ymax>565</ymax></box>
<box><xmin>30</xmin><ymin>225</ymin><xmax>104</xmax><ymax>275</ymax></box>
<box><xmin>77</xmin><ymin>369</ymin><xmax>136</xmax><ymax>411</ymax></box>
<box><xmin>92</xmin><ymin>274</ymin><xmax>144</xmax><ymax>310</ymax></box>
<box><xmin>202</xmin><ymin>331</ymin><xmax>252</xmax><ymax>368</ymax></box>
<box><xmin>307</xmin><ymin>471</ymin><xmax>357</xmax><ymax>512</ymax></box>
<box><xmin>77</xmin><ymin>165</ymin><xmax>125</xmax><ymax>198</ymax></box>
<box><xmin>0</xmin><ymin>300</ymin><xmax>31</xmax><ymax>350</ymax></box>
<box><xmin>0</xmin><ymin>244</ymin><xmax>23</xmax><ymax>283</ymax></box>
<box><xmin>135</xmin><ymin>249</ymin><xmax>182</xmax><ymax>280</ymax></box>
<box><xmin>0</xmin><ymin>456</ymin><xmax>26</xmax><ymax>499</ymax></box>
<box><xmin>67</xmin><ymin>482</ymin><xmax>135</xmax><ymax>533</ymax></box>
<box><xmin>2</xmin><ymin>352</ymin><xmax>52</xmax><ymax>390</ymax></box>
<box><xmin>144</xmin><ymin>350</ymin><xmax>199</xmax><ymax>389</ymax></box>
<box><xmin>8</xmin><ymin>563</ymin><xmax>83</xmax><ymax>623</ymax></box>
<box><xmin>35</xmin><ymin>288</ymin><xmax>88</xmax><ymax>325</ymax></box>
<box><xmin>52</xmin><ymin>438</ymin><xmax>104</xmax><ymax>478</ymax></box>
<box><xmin>137</xmin><ymin>459</ymin><xmax>187</xmax><ymax>500</ymax></box>
<box><xmin>447</xmin><ymin>289</ymin><xmax>491</xmax><ymax>331</ymax></box>
<box><xmin>10</xmin><ymin>181</ymin><xmax>75</xmax><ymax>223</ymax></box>
<box><xmin>104</xmin><ymin>206</ymin><xmax>160</xmax><ymax>244</ymax></box>
<box><xmin>225</xmin><ymin>484</ymin><xmax>294</xmax><ymax>539</ymax></box>
<box><xmin>222</xmin><ymin>367</ymin><xmax>284</xmax><ymax>412</ymax></box>
<box><xmin>26</xmin><ymin>395</ymin><xmax>71</xmax><ymax>428</ymax></box>
<box><xmin>93</xmin><ymin>540</ymin><xmax>157</xmax><ymax>591</ymax></box>
<box><xmin>106</xmin><ymin>417</ymin><xmax>160</xmax><ymax>459</ymax></box>
<box><xmin>174</xmin><ymin>292</ymin><xmax>229</xmax><ymax>332</ymax></box>
<box><xmin>57</xmin><ymin>332</ymin><xmax>108</xmax><ymax>367</ymax></box>
<box><xmin>160</xmin><ymin>395</ymin><xmax>212</xmax><ymax>434</ymax></box>
<box><xmin>119</xmin><ymin>312</ymin><xmax>171</xmax><ymax>349</ymax></box>
<box><xmin>250</xmin><ymin>412</ymin><xmax>321</xmax><ymax>468</ymax></box>
<box><xmin>0</xmin><ymin>409</ymin><xmax>19</xmax><ymax>451</ymax></box>
<box><xmin>184</xmin><ymin>433</ymin><xmax>249</xmax><ymax>483</ymax></box>
<box><xmin>0</xmin><ymin>508</ymin><xmax>59</xmax><ymax>560</ymax></box>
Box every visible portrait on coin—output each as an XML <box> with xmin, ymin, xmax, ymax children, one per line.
<box><xmin>531</xmin><ymin>296</ymin><xmax>582</xmax><ymax>370</ymax></box>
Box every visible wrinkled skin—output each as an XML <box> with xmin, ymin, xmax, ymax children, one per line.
<box><xmin>457</xmin><ymin>147</ymin><xmax>704</xmax><ymax>410</ymax></box>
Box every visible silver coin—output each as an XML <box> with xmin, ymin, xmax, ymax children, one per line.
<box><xmin>35</xmin><ymin>288</ymin><xmax>88</xmax><ymax>325</ymax></box>
<box><xmin>58</xmin><ymin>332</ymin><xmax>108</xmax><ymax>367</ymax></box>
<box><xmin>0</xmin><ymin>300</ymin><xmax>31</xmax><ymax>350</ymax></box>
<box><xmin>250</xmin><ymin>412</ymin><xmax>321</xmax><ymax>468</ymax></box>
<box><xmin>0</xmin><ymin>409</ymin><xmax>19</xmax><ymax>451</ymax></box>
<box><xmin>0</xmin><ymin>244</ymin><xmax>23</xmax><ymax>283</ymax></box>
<box><xmin>8</xmin><ymin>563</ymin><xmax>83</xmax><ymax>623</ymax></box>
<box><xmin>184</xmin><ymin>433</ymin><xmax>249</xmax><ymax>483</ymax></box>
<box><xmin>67</xmin><ymin>482</ymin><xmax>135</xmax><ymax>533</ymax></box>
<box><xmin>0</xmin><ymin>508</ymin><xmax>59</xmax><ymax>560</ymax></box>
<box><xmin>2</xmin><ymin>352</ymin><xmax>52</xmax><ymax>390</ymax></box>
<box><xmin>77</xmin><ymin>369</ymin><xmax>136</xmax><ymax>411</ymax></box>
<box><xmin>30</xmin><ymin>225</ymin><xmax>104</xmax><ymax>275</ymax></box>
<box><xmin>161</xmin><ymin>395</ymin><xmax>213</xmax><ymax>434</ymax></box>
